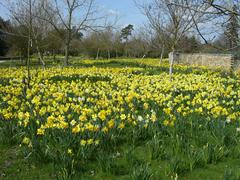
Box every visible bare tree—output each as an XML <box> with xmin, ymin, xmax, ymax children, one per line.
<box><xmin>204</xmin><ymin>0</ymin><xmax>240</xmax><ymax>16</ymax></box>
<box><xmin>1</xmin><ymin>0</ymin><xmax>36</xmax><ymax>86</ymax></box>
<box><xmin>26</xmin><ymin>0</ymin><xmax>32</xmax><ymax>87</ymax></box>
<box><xmin>31</xmin><ymin>1</ymin><xmax>54</xmax><ymax>67</ymax></box>
<box><xmin>171</xmin><ymin>0</ymin><xmax>240</xmax><ymax>52</ymax></box>
<box><xmin>99</xmin><ymin>27</ymin><xmax>114</xmax><ymax>60</ymax></box>
<box><xmin>2</xmin><ymin>0</ymin><xmax>49</xmax><ymax>67</ymax></box>
<box><xmin>205</xmin><ymin>1</ymin><xmax>240</xmax><ymax>52</ymax></box>
<box><xmin>136</xmin><ymin>0</ymin><xmax>208</xmax><ymax>79</ymax></box>
<box><xmin>40</xmin><ymin>0</ymin><xmax>112</xmax><ymax>66</ymax></box>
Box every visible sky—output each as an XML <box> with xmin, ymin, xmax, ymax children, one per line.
<box><xmin>0</xmin><ymin>0</ymin><xmax>147</xmax><ymax>29</ymax></box>
<box><xmin>96</xmin><ymin>0</ymin><xmax>146</xmax><ymax>27</ymax></box>
<box><xmin>0</xmin><ymin>3</ymin><xmax>8</xmax><ymax>20</ymax></box>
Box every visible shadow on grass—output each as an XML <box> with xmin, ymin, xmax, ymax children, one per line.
<box><xmin>0</xmin><ymin>59</ymin><xmax>230</xmax><ymax>77</ymax></box>
<box><xmin>72</xmin><ymin>60</ymin><xmax>212</xmax><ymax>76</ymax></box>
<box><xmin>49</xmin><ymin>74</ymin><xmax>112</xmax><ymax>83</ymax></box>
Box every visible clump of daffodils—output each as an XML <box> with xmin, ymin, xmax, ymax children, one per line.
<box><xmin>0</xmin><ymin>64</ymin><xmax>240</xmax><ymax>161</ymax></box>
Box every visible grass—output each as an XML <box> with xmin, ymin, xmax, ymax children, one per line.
<box><xmin>0</xmin><ymin>144</ymin><xmax>54</xmax><ymax>179</ymax></box>
<box><xmin>0</xmin><ymin>57</ymin><xmax>239</xmax><ymax>179</ymax></box>
<box><xmin>0</xmin><ymin>143</ymin><xmax>239</xmax><ymax>179</ymax></box>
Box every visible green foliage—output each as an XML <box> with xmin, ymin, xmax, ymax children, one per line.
<box><xmin>120</xmin><ymin>24</ymin><xmax>134</xmax><ymax>42</ymax></box>
<box><xmin>0</xmin><ymin>59</ymin><xmax>240</xmax><ymax>179</ymax></box>
<box><xmin>131</xmin><ymin>162</ymin><xmax>153</xmax><ymax>180</ymax></box>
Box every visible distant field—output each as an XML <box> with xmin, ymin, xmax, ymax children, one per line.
<box><xmin>0</xmin><ymin>58</ymin><xmax>240</xmax><ymax>179</ymax></box>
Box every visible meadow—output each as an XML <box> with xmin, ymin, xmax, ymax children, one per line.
<box><xmin>0</xmin><ymin>59</ymin><xmax>240</xmax><ymax>179</ymax></box>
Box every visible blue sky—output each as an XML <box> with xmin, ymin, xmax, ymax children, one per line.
<box><xmin>0</xmin><ymin>0</ymin><xmax>146</xmax><ymax>28</ymax></box>
<box><xmin>0</xmin><ymin>4</ymin><xmax>8</xmax><ymax>20</ymax></box>
<box><xmin>96</xmin><ymin>0</ymin><xmax>146</xmax><ymax>27</ymax></box>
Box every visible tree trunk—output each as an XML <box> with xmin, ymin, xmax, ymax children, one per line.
<box><xmin>27</xmin><ymin>0</ymin><xmax>32</xmax><ymax>88</ymax></box>
<box><xmin>160</xmin><ymin>45</ymin><xmax>165</xmax><ymax>65</ymax></box>
<box><xmin>96</xmin><ymin>48</ymin><xmax>100</xmax><ymax>60</ymax></box>
<box><xmin>124</xmin><ymin>42</ymin><xmax>128</xmax><ymax>57</ymax></box>
<box><xmin>36</xmin><ymin>42</ymin><xmax>45</xmax><ymax>68</ymax></box>
<box><xmin>115</xmin><ymin>49</ymin><xmax>118</xmax><ymax>58</ymax></box>
<box><xmin>53</xmin><ymin>51</ymin><xmax>56</xmax><ymax>62</ymax></box>
<box><xmin>64</xmin><ymin>42</ymin><xmax>70</xmax><ymax>66</ymax></box>
<box><xmin>108</xmin><ymin>49</ymin><xmax>110</xmax><ymax>60</ymax></box>
<box><xmin>169</xmin><ymin>50</ymin><xmax>175</xmax><ymax>81</ymax></box>
<box><xmin>20</xmin><ymin>51</ymin><xmax>22</xmax><ymax>63</ymax></box>
<box><xmin>64</xmin><ymin>25</ymin><xmax>72</xmax><ymax>66</ymax></box>
<box><xmin>32</xmin><ymin>28</ymin><xmax>45</xmax><ymax>68</ymax></box>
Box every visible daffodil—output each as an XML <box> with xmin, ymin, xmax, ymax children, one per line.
<box><xmin>22</xmin><ymin>137</ymin><xmax>31</xmax><ymax>145</ymax></box>
<box><xmin>118</xmin><ymin>123</ymin><xmax>125</xmax><ymax>129</ymax></box>
<box><xmin>80</xmin><ymin>140</ymin><xmax>87</xmax><ymax>146</ymax></box>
